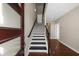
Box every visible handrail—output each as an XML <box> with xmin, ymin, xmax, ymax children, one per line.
<box><xmin>28</xmin><ymin>19</ymin><xmax>37</xmax><ymax>37</ymax></box>
<box><xmin>45</xmin><ymin>25</ymin><xmax>51</xmax><ymax>56</ymax></box>
<box><xmin>45</xmin><ymin>25</ymin><xmax>49</xmax><ymax>37</ymax></box>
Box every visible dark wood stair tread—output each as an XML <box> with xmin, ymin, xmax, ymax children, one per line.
<box><xmin>33</xmin><ymin>36</ymin><xmax>44</xmax><ymax>37</ymax></box>
<box><xmin>29</xmin><ymin>46</ymin><xmax>47</xmax><ymax>50</ymax></box>
<box><xmin>32</xmin><ymin>39</ymin><xmax>45</xmax><ymax>40</ymax></box>
<box><xmin>31</xmin><ymin>42</ymin><xmax>46</xmax><ymax>44</ymax></box>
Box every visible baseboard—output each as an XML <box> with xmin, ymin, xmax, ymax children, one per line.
<box><xmin>58</xmin><ymin>40</ymin><xmax>79</xmax><ymax>54</ymax></box>
<box><xmin>15</xmin><ymin>49</ymin><xmax>21</xmax><ymax>56</ymax></box>
<box><xmin>25</xmin><ymin>50</ymin><xmax>29</xmax><ymax>56</ymax></box>
<box><xmin>25</xmin><ymin>45</ymin><xmax>29</xmax><ymax>56</ymax></box>
<box><xmin>26</xmin><ymin>37</ymin><xmax>32</xmax><ymax>56</ymax></box>
<box><xmin>25</xmin><ymin>43</ymin><xmax>31</xmax><ymax>56</ymax></box>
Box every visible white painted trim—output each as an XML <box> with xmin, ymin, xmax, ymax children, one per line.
<box><xmin>32</xmin><ymin>37</ymin><xmax>45</xmax><ymax>39</ymax></box>
<box><xmin>24</xmin><ymin>49</ymin><xmax>29</xmax><ymax>56</ymax></box>
<box><xmin>58</xmin><ymin>40</ymin><xmax>79</xmax><ymax>54</ymax></box>
<box><xmin>31</xmin><ymin>40</ymin><xmax>46</xmax><ymax>42</ymax></box>
<box><xmin>24</xmin><ymin>44</ymin><xmax>29</xmax><ymax>56</ymax></box>
<box><xmin>25</xmin><ymin>37</ymin><xmax>32</xmax><ymax>56</ymax></box>
<box><xmin>30</xmin><ymin>45</ymin><xmax>46</xmax><ymax>46</ymax></box>
<box><xmin>29</xmin><ymin>50</ymin><xmax>47</xmax><ymax>53</ymax></box>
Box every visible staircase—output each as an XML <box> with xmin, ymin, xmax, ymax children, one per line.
<box><xmin>29</xmin><ymin>23</ymin><xmax>48</xmax><ymax>54</ymax></box>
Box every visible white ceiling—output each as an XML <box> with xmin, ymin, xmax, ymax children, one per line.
<box><xmin>45</xmin><ymin>3</ymin><xmax>79</xmax><ymax>21</ymax></box>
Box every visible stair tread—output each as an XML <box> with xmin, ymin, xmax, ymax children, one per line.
<box><xmin>32</xmin><ymin>39</ymin><xmax>45</xmax><ymax>40</ymax></box>
<box><xmin>33</xmin><ymin>36</ymin><xmax>45</xmax><ymax>37</ymax></box>
<box><xmin>31</xmin><ymin>42</ymin><xmax>46</xmax><ymax>44</ymax></box>
<box><xmin>29</xmin><ymin>46</ymin><xmax>47</xmax><ymax>50</ymax></box>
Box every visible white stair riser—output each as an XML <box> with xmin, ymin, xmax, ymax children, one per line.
<box><xmin>30</xmin><ymin>45</ymin><xmax>46</xmax><ymax>46</ymax></box>
<box><xmin>32</xmin><ymin>37</ymin><xmax>45</xmax><ymax>39</ymax></box>
<box><xmin>29</xmin><ymin>50</ymin><xmax>47</xmax><ymax>53</ymax></box>
<box><xmin>31</xmin><ymin>40</ymin><xmax>46</xmax><ymax>42</ymax></box>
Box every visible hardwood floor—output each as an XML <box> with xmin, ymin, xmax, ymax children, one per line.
<box><xmin>50</xmin><ymin>39</ymin><xmax>79</xmax><ymax>56</ymax></box>
<box><xmin>29</xmin><ymin>39</ymin><xmax>79</xmax><ymax>56</ymax></box>
<box><xmin>29</xmin><ymin>53</ymin><xmax>48</xmax><ymax>56</ymax></box>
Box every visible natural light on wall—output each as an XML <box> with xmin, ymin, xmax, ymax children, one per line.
<box><xmin>0</xmin><ymin>47</ymin><xmax>4</xmax><ymax>55</ymax></box>
<box><xmin>0</xmin><ymin>4</ymin><xmax>4</xmax><ymax>25</ymax></box>
<box><xmin>0</xmin><ymin>4</ymin><xmax>4</xmax><ymax>56</ymax></box>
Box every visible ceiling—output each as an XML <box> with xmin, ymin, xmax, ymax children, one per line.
<box><xmin>45</xmin><ymin>3</ymin><xmax>79</xmax><ymax>21</ymax></box>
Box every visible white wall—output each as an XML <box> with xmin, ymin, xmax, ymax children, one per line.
<box><xmin>0</xmin><ymin>37</ymin><xmax>21</xmax><ymax>56</ymax></box>
<box><xmin>0</xmin><ymin>4</ymin><xmax>21</xmax><ymax>56</ymax></box>
<box><xmin>0</xmin><ymin>4</ymin><xmax>20</xmax><ymax>28</ymax></box>
<box><xmin>56</xmin><ymin>6</ymin><xmax>79</xmax><ymax>53</ymax></box>
<box><xmin>24</xmin><ymin>3</ymin><xmax>36</xmax><ymax>56</ymax></box>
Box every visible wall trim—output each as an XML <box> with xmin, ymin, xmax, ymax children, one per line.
<box><xmin>8</xmin><ymin>3</ymin><xmax>22</xmax><ymax>16</ymax></box>
<box><xmin>20</xmin><ymin>3</ymin><xmax>24</xmax><ymax>56</ymax></box>
<box><xmin>15</xmin><ymin>49</ymin><xmax>21</xmax><ymax>56</ymax></box>
<box><xmin>0</xmin><ymin>35</ymin><xmax>21</xmax><ymax>44</ymax></box>
<box><xmin>58</xmin><ymin>39</ymin><xmax>79</xmax><ymax>54</ymax></box>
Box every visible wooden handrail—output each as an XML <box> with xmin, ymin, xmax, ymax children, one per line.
<box><xmin>28</xmin><ymin>19</ymin><xmax>37</xmax><ymax>37</ymax></box>
<box><xmin>45</xmin><ymin>25</ymin><xmax>51</xmax><ymax>56</ymax></box>
<box><xmin>45</xmin><ymin>25</ymin><xmax>49</xmax><ymax>37</ymax></box>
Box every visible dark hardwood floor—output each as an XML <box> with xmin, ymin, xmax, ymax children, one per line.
<box><xmin>50</xmin><ymin>39</ymin><xmax>79</xmax><ymax>56</ymax></box>
<box><xmin>29</xmin><ymin>53</ymin><xmax>48</xmax><ymax>56</ymax></box>
<box><xmin>29</xmin><ymin>39</ymin><xmax>79</xmax><ymax>56</ymax></box>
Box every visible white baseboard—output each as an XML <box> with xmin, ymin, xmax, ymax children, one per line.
<box><xmin>25</xmin><ymin>37</ymin><xmax>32</xmax><ymax>56</ymax></box>
<box><xmin>58</xmin><ymin>40</ymin><xmax>79</xmax><ymax>54</ymax></box>
<box><xmin>25</xmin><ymin>51</ymin><xmax>29</xmax><ymax>56</ymax></box>
<box><xmin>24</xmin><ymin>45</ymin><xmax>29</xmax><ymax>56</ymax></box>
